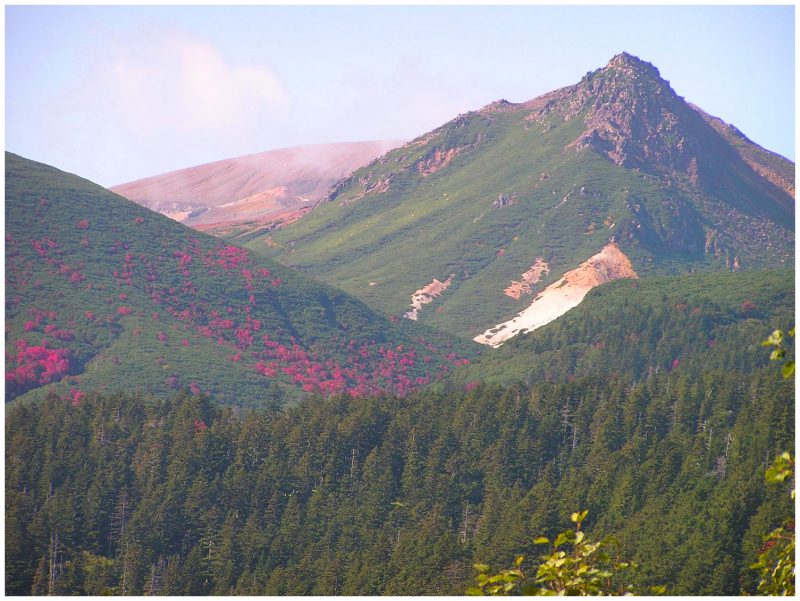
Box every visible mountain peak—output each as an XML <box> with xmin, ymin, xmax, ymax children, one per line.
<box><xmin>604</xmin><ymin>51</ymin><xmax>660</xmax><ymax>74</ymax></box>
<box><xmin>548</xmin><ymin>53</ymin><xmax>700</xmax><ymax>170</ymax></box>
<box><xmin>583</xmin><ymin>52</ymin><xmax>672</xmax><ymax>96</ymax></box>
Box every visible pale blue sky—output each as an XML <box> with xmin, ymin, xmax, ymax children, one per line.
<box><xmin>6</xmin><ymin>5</ymin><xmax>795</xmax><ymax>186</ymax></box>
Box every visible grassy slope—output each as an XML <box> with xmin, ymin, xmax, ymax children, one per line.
<box><xmin>246</xmin><ymin>99</ymin><xmax>793</xmax><ymax>339</ymax></box>
<box><xmin>5</xmin><ymin>153</ymin><xmax>479</xmax><ymax>407</ymax></box>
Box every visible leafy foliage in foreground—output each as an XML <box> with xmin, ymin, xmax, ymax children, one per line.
<box><xmin>753</xmin><ymin>453</ymin><xmax>795</xmax><ymax>596</ymax></box>
<box><xmin>5</xmin><ymin>152</ymin><xmax>477</xmax><ymax>407</ymax></box>
<box><xmin>469</xmin><ymin>510</ymin><xmax>665</xmax><ymax>596</ymax></box>
<box><xmin>752</xmin><ymin>328</ymin><xmax>795</xmax><ymax>596</ymax></box>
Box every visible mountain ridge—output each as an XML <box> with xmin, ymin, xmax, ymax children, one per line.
<box><xmin>110</xmin><ymin>140</ymin><xmax>403</xmax><ymax>235</ymax></box>
<box><xmin>244</xmin><ymin>53</ymin><xmax>793</xmax><ymax>343</ymax></box>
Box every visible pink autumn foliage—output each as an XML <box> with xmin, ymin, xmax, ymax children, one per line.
<box><xmin>215</xmin><ymin>245</ymin><xmax>250</xmax><ymax>270</ymax></box>
<box><xmin>69</xmin><ymin>388</ymin><xmax>84</xmax><ymax>407</ymax></box>
<box><xmin>6</xmin><ymin>340</ymin><xmax>70</xmax><ymax>391</ymax></box>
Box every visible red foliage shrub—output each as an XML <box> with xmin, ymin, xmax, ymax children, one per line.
<box><xmin>6</xmin><ymin>340</ymin><xmax>71</xmax><ymax>394</ymax></box>
<box><xmin>740</xmin><ymin>300</ymin><xmax>758</xmax><ymax>315</ymax></box>
<box><xmin>69</xmin><ymin>388</ymin><xmax>84</xmax><ymax>406</ymax></box>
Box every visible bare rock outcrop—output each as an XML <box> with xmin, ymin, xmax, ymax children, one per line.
<box><xmin>475</xmin><ymin>242</ymin><xmax>637</xmax><ymax>347</ymax></box>
<box><xmin>404</xmin><ymin>275</ymin><xmax>455</xmax><ymax>321</ymax></box>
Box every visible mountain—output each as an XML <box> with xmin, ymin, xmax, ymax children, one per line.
<box><xmin>5</xmin><ymin>152</ymin><xmax>477</xmax><ymax>407</ymax></box>
<box><xmin>110</xmin><ymin>140</ymin><xmax>403</xmax><ymax>236</ymax></box>
<box><xmin>245</xmin><ymin>53</ymin><xmax>794</xmax><ymax>343</ymax></box>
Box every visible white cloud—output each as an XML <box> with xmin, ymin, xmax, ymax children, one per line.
<box><xmin>162</xmin><ymin>32</ymin><xmax>288</xmax><ymax>133</ymax></box>
<box><xmin>57</xmin><ymin>27</ymin><xmax>291</xmax><ymax>181</ymax></box>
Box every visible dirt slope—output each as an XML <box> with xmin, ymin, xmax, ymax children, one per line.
<box><xmin>475</xmin><ymin>242</ymin><xmax>637</xmax><ymax>347</ymax></box>
<box><xmin>110</xmin><ymin>140</ymin><xmax>403</xmax><ymax>229</ymax></box>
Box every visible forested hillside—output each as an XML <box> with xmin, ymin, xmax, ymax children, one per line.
<box><xmin>6</xmin><ymin>270</ymin><xmax>793</xmax><ymax>595</ymax></box>
<box><xmin>447</xmin><ymin>269</ymin><xmax>795</xmax><ymax>387</ymax></box>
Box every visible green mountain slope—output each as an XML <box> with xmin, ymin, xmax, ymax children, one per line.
<box><xmin>447</xmin><ymin>269</ymin><xmax>795</xmax><ymax>387</ymax></box>
<box><xmin>244</xmin><ymin>53</ymin><xmax>794</xmax><ymax>341</ymax></box>
<box><xmin>5</xmin><ymin>153</ymin><xmax>477</xmax><ymax>407</ymax></box>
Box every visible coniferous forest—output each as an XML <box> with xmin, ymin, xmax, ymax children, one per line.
<box><xmin>6</xmin><ymin>270</ymin><xmax>794</xmax><ymax>595</ymax></box>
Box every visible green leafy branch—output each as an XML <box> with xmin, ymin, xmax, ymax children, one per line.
<box><xmin>751</xmin><ymin>327</ymin><xmax>794</xmax><ymax>596</ymax></box>
<box><xmin>468</xmin><ymin>510</ymin><xmax>665</xmax><ymax>596</ymax></box>
<box><xmin>752</xmin><ymin>452</ymin><xmax>795</xmax><ymax>596</ymax></box>
<box><xmin>761</xmin><ymin>327</ymin><xmax>795</xmax><ymax>380</ymax></box>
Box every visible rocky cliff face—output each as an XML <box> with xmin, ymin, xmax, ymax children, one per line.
<box><xmin>525</xmin><ymin>53</ymin><xmax>787</xmax><ymax>198</ymax></box>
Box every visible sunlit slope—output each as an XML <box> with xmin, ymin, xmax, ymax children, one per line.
<box><xmin>246</xmin><ymin>54</ymin><xmax>794</xmax><ymax>341</ymax></box>
<box><xmin>111</xmin><ymin>141</ymin><xmax>403</xmax><ymax>234</ymax></box>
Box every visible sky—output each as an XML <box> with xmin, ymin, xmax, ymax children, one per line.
<box><xmin>5</xmin><ymin>5</ymin><xmax>796</xmax><ymax>187</ymax></box>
